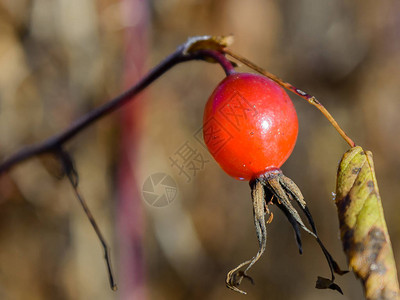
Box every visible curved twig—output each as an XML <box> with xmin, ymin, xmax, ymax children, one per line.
<box><xmin>0</xmin><ymin>36</ymin><xmax>236</xmax><ymax>291</ymax></box>
<box><xmin>0</xmin><ymin>45</ymin><xmax>234</xmax><ymax>173</ymax></box>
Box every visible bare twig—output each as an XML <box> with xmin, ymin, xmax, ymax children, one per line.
<box><xmin>57</xmin><ymin>149</ymin><xmax>118</xmax><ymax>290</ymax></box>
<box><xmin>0</xmin><ymin>45</ymin><xmax>234</xmax><ymax>173</ymax></box>
<box><xmin>0</xmin><ymin>36</ymin><xmax>236</xmax><ymax>291</ymax></box>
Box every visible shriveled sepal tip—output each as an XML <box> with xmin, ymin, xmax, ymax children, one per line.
<box><xmin>226</xmin><ymin>179</ymin><xmax>267</xmax><ymax>294</ymax></box>
<box><xmin>316</xmin><ymin>276</ymin><xmax>343</xmax><ymax>294</ymax></box>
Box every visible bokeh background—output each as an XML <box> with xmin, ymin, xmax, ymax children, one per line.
<box><xmin>1</xmin><ymin>1</ymin><xmax>400</xmax><ymax>299</ymax></box>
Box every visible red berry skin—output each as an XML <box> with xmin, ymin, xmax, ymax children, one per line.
<box><xmin>203</xmin><ymin>73</ymin><xmax>298</xmax><ymax>181</ymax></box>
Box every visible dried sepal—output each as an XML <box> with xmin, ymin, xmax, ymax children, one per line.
<box><xmin>226</xmin><ymin>179</ymin><xmax>267</xmax><ymax>294</ymax></box>
<box><xmin>226</xmin><ymin>170</ymin><xmax>346</xmax><ymax>295</ymax></box>
<box><xmin>335</xmin><ymin>146</ymin><xmax>400</xmax><ymax>300</ymax></box>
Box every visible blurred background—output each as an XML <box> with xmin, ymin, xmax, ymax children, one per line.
<box><xmin>0</xmin><ymin>1</ymin><xmax>400</xmax><ymax>299</ymax></box>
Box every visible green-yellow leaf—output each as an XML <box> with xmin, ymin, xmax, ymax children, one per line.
<box><xmin>335</xmin><ymin>146</ymin><xmax>400</xmax><ymax>300</ymax></box>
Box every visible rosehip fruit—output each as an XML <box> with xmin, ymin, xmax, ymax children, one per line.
<box><xmin>203</xmin><ymin>72</ymin><xmax>298</xmax><ymax>180</ymax></box>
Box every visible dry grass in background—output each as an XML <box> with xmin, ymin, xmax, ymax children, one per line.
<box><xmin>0</xmin><ymin>1</ymin><xmax>400</xmax><ymax>299</ymax></box>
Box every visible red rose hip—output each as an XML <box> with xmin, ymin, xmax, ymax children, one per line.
<box><xmin>203</xmin><ymin>72</ymin><xmax>298</xmax><ymax>180</ymax></box>
<box><xmin>203</xmin><ymin>71</ymin><xmax>345</xmax><ymax>295</ymax></box>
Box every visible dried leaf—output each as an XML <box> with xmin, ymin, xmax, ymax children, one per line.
<box><xmin>335</xmin><ymin>146</ymin><xmax>400</xmax><ymax>300</ymax></box>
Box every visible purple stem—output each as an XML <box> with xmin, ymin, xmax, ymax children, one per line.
<box><xmin>0</xmin><ymin>47</ymin><xmax>235</xmax><ymax>173</ymax></box>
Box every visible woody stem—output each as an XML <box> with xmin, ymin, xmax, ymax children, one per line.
<box><xmin>0</xmin><ymin>48</ymin><xmax>234</xmax><ymax>173</ymax></box>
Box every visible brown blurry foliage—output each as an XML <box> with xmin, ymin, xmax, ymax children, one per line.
<box><xmin>1</xmin><ymin>1</ymin><xmax>400</xmax><ymax>300</ymax></box>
